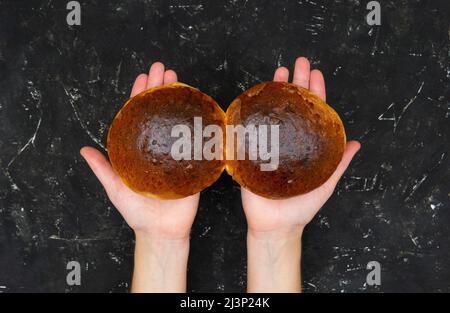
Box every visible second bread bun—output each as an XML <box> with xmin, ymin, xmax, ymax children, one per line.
<box><xmin>226</xmin><ymin>81</ymin><xmax>346</xmax><ymax>199</ymax></box>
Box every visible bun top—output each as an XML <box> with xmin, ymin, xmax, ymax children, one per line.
<box><xmin>225</xmin><ymin>81</ymin><xmax>346</xmax><ymax>199</ymax></box>
<box><xmin>107</xmin><ymin>83</ymin><xmax>225</xmax><ymax>199</ymax></box>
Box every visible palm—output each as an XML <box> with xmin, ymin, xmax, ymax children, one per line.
<box><xmin>242</xmin><ymin>57</ymin><xmax>360</xmax><ymax>232</ymax></box>
<box><xmin>81</xmin><ymin>62</ymin><xmax>199</xmax><ymax>239</ymax></box>
<box><xmin>243</xmin><ymin>185</ymin><xmax>331</xmax><ymax>232</ymax></box>
<box><xmin>109</xmin><ymin>179</ymin><xmax>199</xmax><ymax>238</ymax></box>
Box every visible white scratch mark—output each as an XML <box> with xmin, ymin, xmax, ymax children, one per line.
<box><xmin>169</xmin><ymin>4</ymin><xmax>203</xmax><ymax>10</ymax></box>
<box><xmin>404</xmin><ymin>174</ymin><xmax>428</xmax><ymax>201</ymax></box>
<box><xmin>346</xmin><ymin>265</ymin><xmax>363</xmax><ymax>272</ymax></box>
<box><xmin>409</xmin><ymin>234</ymin><xmax>419</xmax><ymax>247</ymax></box>
<box><xmin>375</xmin><ymin>212</ymin><xmax>391</xmax><ymax>224</ymax></box>
<box><xmin>241</xmin><ymin>68</ymin><xmax>262</xmax><ymax>82</ymax></box>
<box><xmin>303</xmin><ymin>0</ymin><xmax>326</xmax><ymax>9</ymax></box>
<box><xmin>216</xmin><ymin>58</ymin><xmax>228</xmax><ymax>71</ymax></box>
<box><xmin>62</xmin><ymin>84</ymin><xmax>106</xmax><ymax>151</ymax></box>
<box><xmin>113</xmin><ymin>60</ymin><xmax>123</xmax><ymax>94</ymax></box>
<box><xmin>49</xmin><ymin>235</ymin><xmax>111</xmax><ymax>242</ymax></box>
<box><xmin>200</xmin><ymin>226</ymin><xmax>211</xmax><ymax>237</ymax></box>
<box><xmin>399</xmin><ymin>81</ymin><xmax>424</xmax><ymax>121</ymax></box>
<box><xmin>236</xmin><ymin>81</ymin><xmax>246</xmax><ymax>91</ymax></box>
<box><xmin>108</xmin><ymin>252</ymin><xmax>122</xmax><ymax>264</ymax></box>
<box><xmin>276</xmin><ymin>52</ymin><xmax>283</xmax><ymax>67</ymax></box>
<box><xmin>169</xmin><ymin>4</ymin><xmax>204</xmax><ymax>16</ymax></box>
<box><xmin>345</xmin><ymin>174</ymin><xmax>379</xmax><ymax>192</ymax></box>
<box><xmin>362</xmin><ymin>228</ymin><xmax>373</xmax><ymax>239</ymax></box>
<box><xmin>378</xmin><ymin>102</ymin><xmax>396</xmax><ymax>121</ymax></box>
<box><xmin>5</xmin><ymin>82</ymin><xmax>43</xmax><ymax>190</ymax></box>
<box><xmin>306</xmin><ymin>282</ymin><xmax>318</xmax><ymax>291</ymax></box>
<box><xmin>405</xmin><ymin>152</ymin><xmax>445</xmax><ymax>201</ymax></box>
<box><xmin>7</xmin><ymin>117</ymin><xmax>42</xmax><ymax>169</ymax></box>
<box><xmin>378</xmin><ymin>81</ymin><xmax>425</xmax><ymax>132</ymax></box>
<box><xmin>370</xmin><ymin>27</ymin><xmax>380</xmax><ymax>56</ymax></box>
<box><xmin>333</xmin><ymin>66</ymin><xmax>342</xmax><ymax>76</ymax></box>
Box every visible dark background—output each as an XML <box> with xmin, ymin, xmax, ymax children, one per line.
<box><xmin>0</xmin><ymin>0</ymin><xmax>449</xmax><ymax>292</ymax></box>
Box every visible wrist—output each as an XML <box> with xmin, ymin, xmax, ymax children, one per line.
<box><xmin>134</xmin><ymin>230</ymin><xmax>190</xmax><ymax>250</ymax></box>
<box><xmin>246</xmin><ymin>224</ymin><xmax>303</xmax><ymax>293</ymax></box>
<box><xmin>134</xmin><ymin>227</ymin><xmax>191</xmax><ymax>242</ymax></box>
<box><xmin>132</xmin><ymin>230</ymin><xmax>190</xmax><ymax>293</ymax></box>
<box><xmin>247</xmin><ymin>224</ymin><xmax>304</xmax><ymax>241</ymax></box>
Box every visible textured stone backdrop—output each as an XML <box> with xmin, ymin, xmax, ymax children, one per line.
<box><xmin>0</xmin><ymin>0</ymin><xmax>449</xmax><ymax>292</ymax></box>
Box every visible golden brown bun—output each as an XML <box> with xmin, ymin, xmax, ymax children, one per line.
<box><xmin>107</xmin><ymin>83</ymin><xmax>225</xmax><ymax>199</ymax></box>
<box><xmin>225</xmin><ymin>81</ymin><xmax>346</xmax><ymax>199</ymax></box>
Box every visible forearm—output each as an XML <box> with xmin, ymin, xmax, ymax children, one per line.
<box><xmin>247</xmin><ymin>226</ymin><xmax>304</xmax><ymax>293</ymax></box>
<box><xmin>131</xmin><ymin>231</ymin><xmax>190</xmax><ymax>293</ymax></box>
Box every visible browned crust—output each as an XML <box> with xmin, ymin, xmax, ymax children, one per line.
<box><xmin>225</xmin><ymin>81</ymin><xmax>346</xmax><ymax>199</ymax></box>
<box><xmin>107</xmin><ymin>83</ymin><xmax>226</xmax><ymax>199</ymax></box>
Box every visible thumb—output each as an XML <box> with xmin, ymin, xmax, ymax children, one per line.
<box><xmin>80</xmin><ymin>146</ymin><xmax>123</xmax><ymax>197</ymax></box>
<box><xmin>324</xmin><ymin>141</ymin><xmax>361</xmax><ymax>191</ymax></box>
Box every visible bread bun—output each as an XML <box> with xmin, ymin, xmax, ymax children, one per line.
<box><xmin>225</xmin><ymin>81</ymin><xmax>346</xmax><ymax>199</ymax></box>
<box><xmin>107</xmin><ymin>83</ymin><xmax>225</xmax><ymax>199</ymax></box>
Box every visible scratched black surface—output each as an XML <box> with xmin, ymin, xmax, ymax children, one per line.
<box><xmin>0</xmin><ymin>0</ymin><xmax>449</xmax><ymax>292</ymax></box>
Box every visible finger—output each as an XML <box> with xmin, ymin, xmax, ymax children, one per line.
<box><xmin>309</xmin><ymin>69</ymin><xmax>326</xmax><ymax>101</ymax></box>
<box><xmin>326</xmin><ymin>141</ymin><xmax>361</xmax><ymax>189</ymax></box>
<box><xmin>273</xmin><ymin>66</ymin><xmax>289</xmax><ymax>82</ymax></box>
<box><xmin>163</xmin><ymin>70</ymin><xmax>178</xmax><ymax>85</ymax></box>
<box><xmin>130</xmin><ymin>74</ymin><xmax>148</xmax><ymax>97</ymax></box>
<box><xmin>80</xmin><ymin>146</ymin><xmax>123</xmax><ymax>197</ymax></box>
<box><xmin>146</xmin><ymin>62</ymin><xmax>165</xmax><ymax>89</ymax></box>
<box><xmin>292</xmin><ymin>57</ymin><xmax>310</xmax><ymax>88</ymax></box>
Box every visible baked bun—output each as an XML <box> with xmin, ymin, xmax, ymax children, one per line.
<box><xmin>225</xmin><ymin>81</ymin><xmax>346</xmax><ymax>199</ymax></box>
<box><xmin>107</xmin><ymin>83</ymin><xmax>225</xmax><ymax>199</ymax></box>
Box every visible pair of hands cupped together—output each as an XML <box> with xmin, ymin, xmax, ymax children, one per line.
<box><xmin>80</xmin><ymin>57</ymin><xmax>360</xmax><ymax>253</ymax></box>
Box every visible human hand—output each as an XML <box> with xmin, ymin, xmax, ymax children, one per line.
<box><xmin>242</xmin><ymin>57</ymin><xmax>361</xmax><ymax>237</ymax></box>
<box><xmin>244</xmin><ymin>57</ymin><xmax>360</xmax><ymax>293</ymax></box>
<box><xmin>81</xmin><ymin>62</ymin><xmax>199</xmax><ymax>292</ymax></box>
<box><xmin>80</xmin><ymin>62</ymin><xmax>199</xmax><ymax>241</ymax></box>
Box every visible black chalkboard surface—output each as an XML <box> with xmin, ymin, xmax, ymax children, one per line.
<box><xmin>0</xmin><ymin>0</ymin><xmax>448</xmax><ymax>292</ymax></box>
